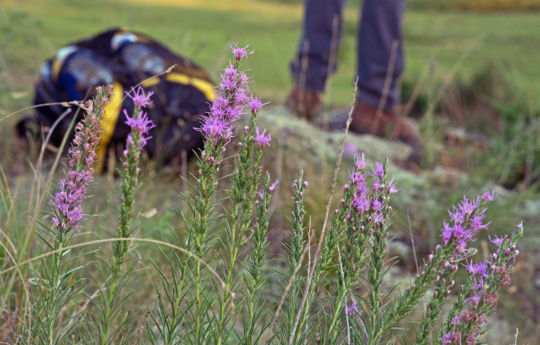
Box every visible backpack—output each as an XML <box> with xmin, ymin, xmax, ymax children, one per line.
<box><xmin>17</xmin><ymin>28</ymin><xmax>215</xmax><ymax>172</ymax></box>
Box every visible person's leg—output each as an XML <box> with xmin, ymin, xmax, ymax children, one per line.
<box><xmin>291</xmin><ymin>0</ymin><xmax>346</xmax><ymax>93</ymax></box>
<box><xmin>288</xmin><ymin>0</ymin><xmax>346</xmax><ymax>119</ymax></box>
<box><xmin>351</xmin><ymin>0</ymin><xmax>418</xmax><ymax>145</ymax></box>
<box><xmin>356</xmin><ymin>0</ymin><xmax>406</xmax><ymax>111</ymax></box>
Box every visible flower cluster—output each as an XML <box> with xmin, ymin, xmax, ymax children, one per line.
<box><xmin>441</xmin><ymin>193</ymin><xmax>492</xmax><ymax>255</ymax></box>
<box><xmin>441</xmin><ymin>222</ymin><xmax>522</xmax><ymax>345</ymax></box>
<box><xmin>127</xmin><ymin>85</ymin><xmax>154</xmax><ymax>108</ymax></box>
<box><xmin>347</xmin><ymin>153</ymin><xmax>397</xmax><ymax>224</ymax></box>
<box><xmin>231</xmin><ymin>43</ymin><xmax>254</xmax><ymax>62</ymax></box>
<box><xmin>124</xmin><ymin>86</ymin><xmax>155</xmax><ymax>154</ymax></box>
<box><xmin>254</xmin><ymin>127</ymin><xmax>271</xmax><ymax>147</ymax></box>
<box><xmin>198</xmin><ymin>45</ymin><xmax>268</xmax><ymax>146</ymax></box>
<box><xmin>50</xmin><ymin>88</ymin><xmax>111</xmax><ymax>232</ymax></box>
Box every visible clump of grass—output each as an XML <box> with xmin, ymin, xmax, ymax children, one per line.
<box><xmin>0</xmin><ymin>44</ymin><xmax>524</xmax><ymax>345</ymax></box>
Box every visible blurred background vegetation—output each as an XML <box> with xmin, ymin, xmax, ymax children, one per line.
<box><xmin>0</xmin><ymin>0</ymin><xmax>538</xmax><ymax>343</ymax></box>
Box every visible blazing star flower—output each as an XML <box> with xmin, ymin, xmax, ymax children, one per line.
<box><xmin>451</xmin><ymin>315</ymin><xmax>461</xmax><ymax>326</ymax></box>
<box><xmin>373</xmin><ymin>161</ymin><xmax>385</xmax><ymax>178</ymax></box>
<box><xmin>50</xmin><ymin>96</ymin><xmax>105</xmax><ymax>232</ymax></box>
<box><xmin>126</xmin><ymin>86</ymin><xmax>154</xmax><ymax>108</ymax></box>
<box><xmin>224</xmin><ymin>65</ymin><xmax>237</xmax><ymax>80</ymax></box>
<box><xmin>441</xmin><ymin>332</ymin><xmax>454</xmax><ymax>345</ymax></box>
<box><xmin>354</xmin><ymin>152</ymin><xmax>366</xmax><ymax>170</ymax></box>
<box><xmin>249</xmin><ymin>96</ymin><xmax>263</xmax><ymax>113</ymax></box>
<box><xmin>459</xmin><ymin>197</ymin><xmax>479</xmax><ymax>216</ymax></box>
<box><xmin>124</xmin><ymin>110</ymin><xmax>155</xmax><ymax>135</ymax></box>
<box><xmin>482</xmin><ymin>190</ymin><xmax>495</xmax><ymax>202</ymax></box>
<box><xmin>388</xmin><ymin>178</ymin><xmax>398</xmax><ymax>194</ymax></box>
<box><xmin>269</xmin><ymin>179</ymin><xmax>279</xmax><ymax>192</ymax></box>
<box><xmin>464</xmin><ymin>260</ymin><xmax>488</xmax><ymax>278</ymax></box>
<box><xmin>231</xmin><ymin>43</ymin><xmax>254</xmax><ymax>62</ymax></box>
<box><xmin>199</xmin><ymin>116</ymin><xmax>233</xmax><ymax>143</ymax></box>
<box><xmin>198</xmin><ymin>48</ymin><xmax>261</xmax><ymax>144</ymax></box>
<box><xmin>254</xmin><ymin>127</ymin><xmax>272</xmax><ymax>147</ymax></box>
<box><xmin>352</xmin><ymin>194</ymin><xmax>370</xmax><ymax>214</ymax></box>
<box><xmin>489</xmin><ymin>234</ymin><xmax>505</xmax><ymax>247</ymax></box>
<box><xmin>344</xmin><ymin>298</ymin><xmax>358</xmax><ymax>315</ymax></box>
<box><xmin>123</xmin><ymin>109</ymin><xmax>155</xmax><ymax>151</ymax></box>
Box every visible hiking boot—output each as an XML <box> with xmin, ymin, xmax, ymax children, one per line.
<box><xmin>286</xmin><ymin>88</ymin><xmax>322</xmax><ymax>120</ymax></box>
<box><xmin>350</xmin><ymin>101</ymin><xmax>419</xmax><ymax>144</ymax></box>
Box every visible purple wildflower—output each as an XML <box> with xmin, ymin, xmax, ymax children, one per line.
<box><xmin>123</xmin><ymin>109</ymin><xmax>155</xmax><ymax>151</ymax></box>
<box><xmin>441</xmin><ymin>222</ymin><xmax>453</xmax><ymax>244</ymax></box>
<box><xmin>254</xmin><ymin>127</ymin><xmax>272</xmax><ymax>147</ymax></box>
<box><xmin>439</xmin><ymin>194</ymin><xmax>491</xmax><ymax>254</ymax></box>
<box><xmin>269</xmin><ymin>179</ymin><xmax>279</xmax><ymax>192</ymax></box>
<box><xmin>249</xmin><ymin>96</ymin><xmax>263</xmax><ymax>113</ymax></box>
<box><xmin>373</xmin><ymin>211</ymin><xmax>384</xmax><ymax>224</ymax></box>
<box><xmin>489</xmin><ymin>234</ymin><xmax>504</xmax><ymax>247</ymax></box>
<box><xmin>354</xmin><ymin>152</ymin><xmax>366</xmax><ymax>170</ymax></box>
<box><xmin>126</xmin><ymin>86</ymin><xmax>154</xmax><ymax>108</ymax></box>
<box><xmin>124</xmin><ymin>110</ymin><xmax>155</xmax><ymax>134</ymax></box>
<box><xmin>482</xmin><ymin>190</ymin><xmax>495</xmax><ymax>202</ymax></box>
<box><xmin>344</xmin><ymin>298</ymin><xmax>358</xmax><ymax>315</ymax></box>
<box><xmin>373</xmin><ymin>161</ymin><xmax>385</xmax><ymax>178</ymax></box>
<box><xmin>197</xmin><ymin>48</ymin><xmax>261</xmax><ymax>144</ymax></box>
<box><xmin>352</xmin><ymin>194</ymin><xmax>370</xmax><ymax>214</ymax></box>
<box><xmin>451</xmin><ymin>315</ymin><xmax>461</xmax><ymax>326</ymax></box>
<box><xmin>50</xmin><ymin>96</ymin><xmax>105</xmax><ymax>232</ymax></box>
<box><xmin>231</xmin><ymin>43</ymin><xmax>254</xmax><ymax>62</ymax></box>
<box><xmin>464</xmin><ymin>260</ymin><xmax>488</xmax><ymax>277</ymax></box>
<box><xmin>441</xmin><ymin>332</ymin><xmax>454</xmax><ymax>345</ymax></box>
<box><xmin>388</xmin><ymin>179</ymin><xmax>398</xmax><ymax>194</ymax></box>
<box><xmin>459</xmin><ymin>196</ymin><xmax>479</xmax><ymax>216</ymax></box>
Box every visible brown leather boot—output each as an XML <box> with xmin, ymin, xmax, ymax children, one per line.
<box><xmin>286</xmin><ymin>88</ymin><xmax>322</xmax><ymax>120</ymax></box>
<box><xmin>349</xmin><ymin>102</ymin><xmax>419</xmax><ymax>144</ymax></box>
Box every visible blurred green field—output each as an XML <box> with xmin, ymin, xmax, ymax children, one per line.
<box><xmin>1</xmin><ymin>0</ymin><xmax>540</xmax><ymax>109</ymax></box>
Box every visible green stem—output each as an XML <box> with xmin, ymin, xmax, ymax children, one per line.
<box><xmin>322</xmin><ymin>286</ymin><xmax>349</xmax><ymax>345</ymax></box>
<box><xmin>165</xmin><ymin>261</ymin><xmax>189</xmax><ymax>345</ymax></box>
<box><xmin>195</xmin><ymin>260</ymin><xmax>202</xmax><ymax>345</ymax></box>
<box><xmin>100</xmin><ymin>263</ymin><xmax>121</xmax><ymax>345</ymax></box>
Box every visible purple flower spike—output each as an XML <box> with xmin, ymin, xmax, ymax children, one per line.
<box><xmin>249</xmin><ymin>96</ymin><xmax>263</xmax><ymax>113</ymax></box>
<box><xmin>124</xmin><ymin>110</ymin><xmax>155</xmax><ymax>134</ymax></box>
<box><xmin>254</xmin><ymin>127</ymin><xmax>272</xmax><ymax>147</ymax></box>
<box><xmin>373</xmin><ymin>161</ymin><xmax>385</xmax><ymax>178</ymax></box>
<box><xmin>49</xmin><ymin>94</ymin><xmax>108</xmax><ymax>232</ymax></box>
<box><xmin>123</xmin><ymin>109</ymin><xmax>155</xmax><ymax>150</ymax></box>
<box><xmin>199</xmin><ymin>116</ymin><xmax>233</xmax><ymax>143</ymax></box>
<box><xmin>231</xmin><ymin>43</ymin><xmax>254</xmax><ymax>62</ymax></box>
<box><xmin>126</xmin><ymin>86</ymin><xmax>154</xmax><ymax>108</ymax></box>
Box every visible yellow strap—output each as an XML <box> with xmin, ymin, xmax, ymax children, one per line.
<box><xmin>52</xmin><ymin>58</ymin><xmax>63</xmax><ymax>81</ymax></box>
<box><xmin>96</xmin><ymin>81</ymin><xmax>123</xmax><ymax>173</ymax></box>
<box><xmin>141</xmin><ymin>77</ymin><xmax>160</xmax><ymax>88</ymax></box>
<box><xmin>165</xmin><ymin>72</ymin><xmax>216</xmax><ymax>101</ymax></box>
